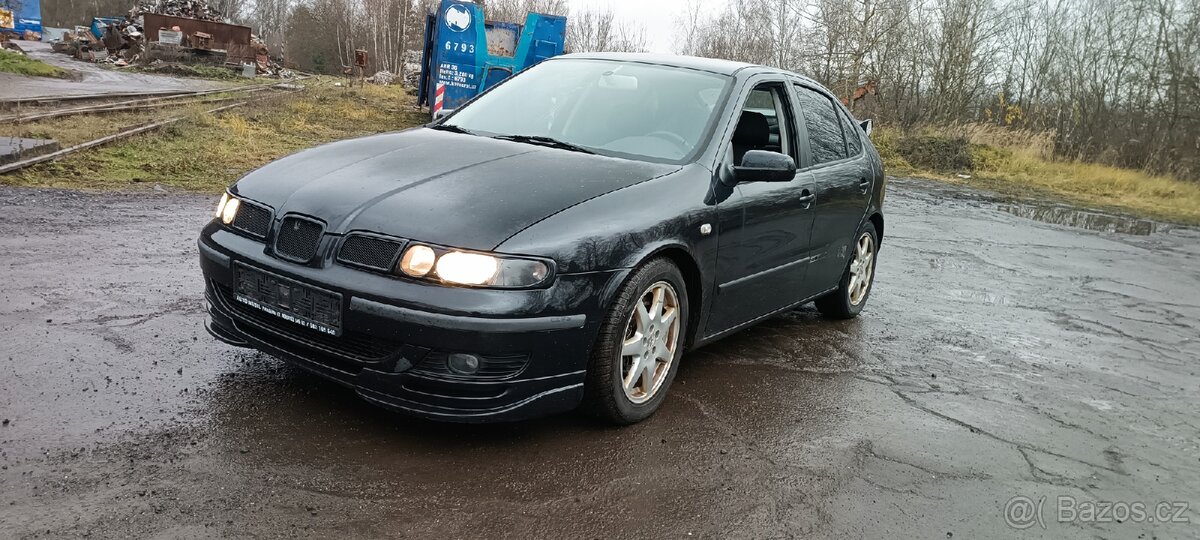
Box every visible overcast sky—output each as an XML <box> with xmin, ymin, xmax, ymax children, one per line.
<box><xmin>564</xmin><ymin>0</ymin><xmax>719</xmax><ymax>54</ymax></box>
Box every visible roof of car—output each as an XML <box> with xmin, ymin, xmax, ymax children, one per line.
<box><xmin>555</xmin><ymin>52</ymin><xmax>786</xmax><ymax>77</ymax></box>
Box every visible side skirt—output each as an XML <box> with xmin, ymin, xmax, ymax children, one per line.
<box><xmin>689</xmin><ymin>286</ymin><xmax>839</xmax><ymax>350</ymax></box>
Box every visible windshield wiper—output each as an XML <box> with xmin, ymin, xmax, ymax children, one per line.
<box><xmin>428</xmin><ymin>123</ymin><xmax>477</xmax><ymax>136</ymax></box>
<box><xmin>492</xmin><ymin>134</ymin><xmax>595</xmax><ymax>155</ymax></box>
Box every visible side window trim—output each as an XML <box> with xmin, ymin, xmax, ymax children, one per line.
<box><xmin>783</xmin><ymin>82</ymin><xmax>812</xmax><ymax>169</ymax></box>
<box><xmin>769</xmin><ymin>89</ymin><xmax>791</xmax><ymax>161</ymax></box>
<box><xmin>836</xmin><ymin>106</ymin><xmax>864</xmax><ymax>158</ymax></box>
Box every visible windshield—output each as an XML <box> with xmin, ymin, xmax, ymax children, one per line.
<box><xmin>442</xmin><ymin>59</ymin><xmax>731</xmax><ymax>163</ymax></box>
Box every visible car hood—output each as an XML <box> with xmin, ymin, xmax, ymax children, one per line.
<box><xmin>232</xmin><ymin>128</ymin><xmax>680</xmax><ymax>251</ymax></box>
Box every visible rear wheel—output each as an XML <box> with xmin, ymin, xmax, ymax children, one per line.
<box><xmin>582</xmin><ymin>258</ymin><xmax>687</xmax><ymax>425</ymax></box>
<box><xmin>815</xmin><ymin>222</ymin><xmax>878</xmax><ymax>319</ymax></box>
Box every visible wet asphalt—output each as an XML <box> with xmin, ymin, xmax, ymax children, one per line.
<box><xmin>0</xmin><ymin>178</ymin><xmax>1197</xmax><ymax>538</ymax></box>
<box><xmin>1</xmin><ymin>41</ymin><xmax>229</xmax><ymax>103</ymax></box>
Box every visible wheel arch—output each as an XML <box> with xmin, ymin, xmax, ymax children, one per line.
<box><xmin>604</xmin><ymin>243</ymin><xmax>705</xmax><ymax>349</ymax></box>
<box><xmin>869</xmin><ymin>212</ymin><xmax>884</xmax><ymax>246</ymax></box>
<box><xmin>647</xmin><ymin>246</ymin><xmax>705</xmax><ymax>348</ymax></box>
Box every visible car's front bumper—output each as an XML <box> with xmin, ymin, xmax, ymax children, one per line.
<box><xmin>199</xmin><ymin>225</ymin><xmax>626</xmax><ymax>422</ymax></box>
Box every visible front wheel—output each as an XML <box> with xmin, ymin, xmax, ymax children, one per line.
<box><xmin>582</xmin><ymin>258</ymin><xmax>688</xmax><ymax>425</ymax></box>
<box><xmin>815</xmin><ymin>222</ymin><xmax>878</xmax><ymax>319</ymax></box>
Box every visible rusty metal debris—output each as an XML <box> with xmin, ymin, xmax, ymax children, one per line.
<box><xmin>43</xmin><ymin>0</ymin><xmax>295</xmax><ymax>79</ymax></box>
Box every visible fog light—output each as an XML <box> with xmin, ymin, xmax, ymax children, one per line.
<box><xmin>447</xmin><ymin>353</ymin><xmax>480</xmax><ymax>375</ymax></box>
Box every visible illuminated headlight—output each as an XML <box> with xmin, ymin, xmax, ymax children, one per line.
<box><xmin>214</xmin><ymin>192</ymin><xmax>230</xmax><ymax>218</ymax></box>
<box><xmin>214</xmin><ymin>191</ymin><xmax>240</xmax><ymax>225</ymax></box>
<box><xmin>397</xmin><ymin>244</ymin><xmax>551</xmax><ymax>288</ymax></box>
<box><xmin>436</xmin><ymin>251</ymin><xmax>499</xmax><ymax>285</ymax></box>
<box><xmin>221</xmin><ymin>198</ymin><xmax>240</xmax><ymax>225</ymax></box>
<box><xmin>398</xmin><ymin>245</ymin><xmax>437</xmax><ymax>277</ymax></box>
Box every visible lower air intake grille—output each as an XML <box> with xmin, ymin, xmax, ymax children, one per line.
<box><xmin>337</xmin><ymin>234</ymin><xmax>405</xmax><ymax>271</ymax></box>
<box><xmin>274</xmin><ymin>216</ymin><xmax>323</xmax><ymax>262</ymax></box>
<box><xmin>230</xmin><ymin>201</ymin><xmax>272</xmax><ymax>238</ymax></box>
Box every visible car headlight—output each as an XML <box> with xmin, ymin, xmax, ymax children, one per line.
<box><xmin>214</xmin><ymin>191</ymin><xmax>240</xmax><ymax>225</ymax></box>
<box><xmin>215</xmin><ymin>192</ymin><xmax>230</xmax><ymax>218</ymax></box>
<box><xmin>397</xmin><ymin>244</ymin><xmax>551</xmax><ymax>288</ymax></box>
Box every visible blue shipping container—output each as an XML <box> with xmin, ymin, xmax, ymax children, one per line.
<box><xmin>5</xmin><ymin>0</ymin><xmax>43</xmax><ymax>36</ymax></box>
<box><xmin>417</xmin><ymin>0</ymin><xmax>566</xmax><ymax>117</ymax></box>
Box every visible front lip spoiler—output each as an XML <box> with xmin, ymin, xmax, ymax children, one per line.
<box><xmin>205</xmin><ymin>317</ymin><xmax>250</xmax><ymax>347</ymax></box>
<box><xmin>356</xmin><ymin>383</ymin><xmax>584</xmax><ymax>423</ymax></box>
<box><xmin>349</xmin><ymin>297</ymin><xmax>586</xmax><ymax>332</ymax></box>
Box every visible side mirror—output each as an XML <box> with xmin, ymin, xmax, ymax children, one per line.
<box><xmin>734</xmin><ymin>150</ymin><xmax>796</xmax><ymax>183</ymax></box>
<box><xmin>859</xmin><ymin>118</ymin><xmax>873</xmax><ymax>136</ymax></box>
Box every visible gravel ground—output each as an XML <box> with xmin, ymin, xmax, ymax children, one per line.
<box><xmin>0</xmin><ymin>178</ymin><xmax>1197</xmax><ymax>538</ymax></box>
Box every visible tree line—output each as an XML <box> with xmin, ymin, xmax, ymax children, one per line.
<box><xmin>678</xmin><ymin>0</ymin><xmax>1199</xmax><ymax>180</ymax></box>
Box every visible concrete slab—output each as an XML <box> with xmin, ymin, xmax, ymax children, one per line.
<box><xmin>0</xmin><ymin>136</ymin><xmax>60</xmax><ymax>165</ymax></box>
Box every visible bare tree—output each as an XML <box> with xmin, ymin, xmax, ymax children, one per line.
<box><xmin>567</xmin><ymin>7</ymin><xmax>648</xmax><ymax>53</ymax></box>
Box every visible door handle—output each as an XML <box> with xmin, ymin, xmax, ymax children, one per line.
<box><xmin>798</xmin><ymin>189</ymin><xmax>815</xmax><ymax>207</ymax></box>
<box><xmin>858</xmin><ymin>178</ymin><xmax>870</xmax><ymax>193</ymax></box>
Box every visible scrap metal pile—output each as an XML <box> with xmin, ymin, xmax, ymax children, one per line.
<box><xmin>47</xmin><ymin>0</ymin><xmax>293</xmax><ymax>77</ymax></box>
<box><xmin>130</xmin><ymin>0</ymin><xmax>223</xmax><ymax>22</ymax></box>
<box><xmin>51</xmin><ymin>23</ymin><xmax>141</xmax><ymax>65</ymax></box>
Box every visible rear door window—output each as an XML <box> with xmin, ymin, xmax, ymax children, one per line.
<box><xmin>793</xmin><ymin>84</ymin><xmax>848</xmax><ymax>165</ymax></box>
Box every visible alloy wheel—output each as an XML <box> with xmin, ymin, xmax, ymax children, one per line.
<box><xmin>619</xmin><ymin>281</ymin><xmax>681</xmax><ymax>404</ymax></box>
<box><xmin>848</xmin><ymin>232</ymin><xmax>875</xmax><ymax>306</ymax></box>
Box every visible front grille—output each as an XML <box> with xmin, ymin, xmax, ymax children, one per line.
<box><xmin>274</xmin><ymin>216</ymin><xmax>323</xmax><ymax>262</ymax></box>
<box><xmin>230</xmin><ymin>201</ymin><xmax>272</xmax><ymax>238</ymax></box>
<box><xmin>337</xmin><ymin>234</ymin><xmax>405</xmax><ymax>271</ymax></box>
<box><xmin>211</xmin><ymin>281</ymin><xmax>402</xmax><ymax>364</ymax></box>
<box><xmin>410</xmin><ymin>351</ymin><xmax>530</xmax><ymax>380</ymax></box>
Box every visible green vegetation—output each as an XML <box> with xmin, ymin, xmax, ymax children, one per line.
<box><xmin>124</xmin><ymin>62</ymin><xmax>247</xmax><ymax>81</ymax></box>
<box><xmin>1</xmin><ymin>78</ymin><xmax>427</xmax><ymax>191</ymax></box>
<box><xmin>0</xmin><ymin>50</ymin><xmax>71</xmax><ymax>78</ymax></box>
<box><xmin>873</xmin><ymin>124</ymin><xmax>1200</xmax><ymax>225</ymax></box>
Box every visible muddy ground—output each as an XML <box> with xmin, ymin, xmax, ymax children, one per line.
<box><xmin>0</xmin><ymin>178</ymin><xmax>1197</xmax><ymax>538</ymax></box>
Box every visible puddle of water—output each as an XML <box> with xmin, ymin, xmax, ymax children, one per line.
<box><xmin>946</xmin><ymin>288</ymin><xmax>1011</xmax><ymax>305</ymax></box>
<box><xmin>997</xmin><ymin>202</ymin><xmax>1160</xmax><ymax>235</ymax></box>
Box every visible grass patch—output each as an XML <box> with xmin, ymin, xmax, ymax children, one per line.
<box><xmin>873</xmin><ymin>124</ymin><xmax>1200</xmax><ymax>225</ymax></box>
<box><xmin>124</xmin><ymin>62</ymin><xmax>247</xmax><ymax>81</ymax></box>
<box><xmin>1</xmin><ymin>77</ymin><xmax>428</xmax><ymax>191</ymax></box>
<box><xmin>0</xmin><ymin>50</ymin><xmax>71</xmax><ymax>78</ymax></box>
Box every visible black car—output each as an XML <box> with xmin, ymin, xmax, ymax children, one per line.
<box><xmin>200</xmin><ymin>53</ymin><xmax>885</xmax><ymax>424</ymax></box>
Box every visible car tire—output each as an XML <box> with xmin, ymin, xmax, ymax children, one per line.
<box><xmin>815</xmin><ymin>222</ymin><xmax>879</xmax><ymax>319</ymax></box>
<box><xmin>582</xmin><ymin>257</ymin><xmax>688</xmax><ymax>425</ymax></box>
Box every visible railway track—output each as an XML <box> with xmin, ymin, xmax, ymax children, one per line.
<box><xmin>0</xmin><ymin>82</ymin><xmax>288</xmax><ymax>124</ymax></box>
<box><xmin>0</xmin><ymin>81</ymin><xmax>305</xmax><ymax>175</ymax></box>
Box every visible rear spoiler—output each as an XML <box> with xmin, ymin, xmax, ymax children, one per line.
<box><xmin>859</xmin><ymin>119</ymin><xmax>873</xmax><ymax>136</ymax></box>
